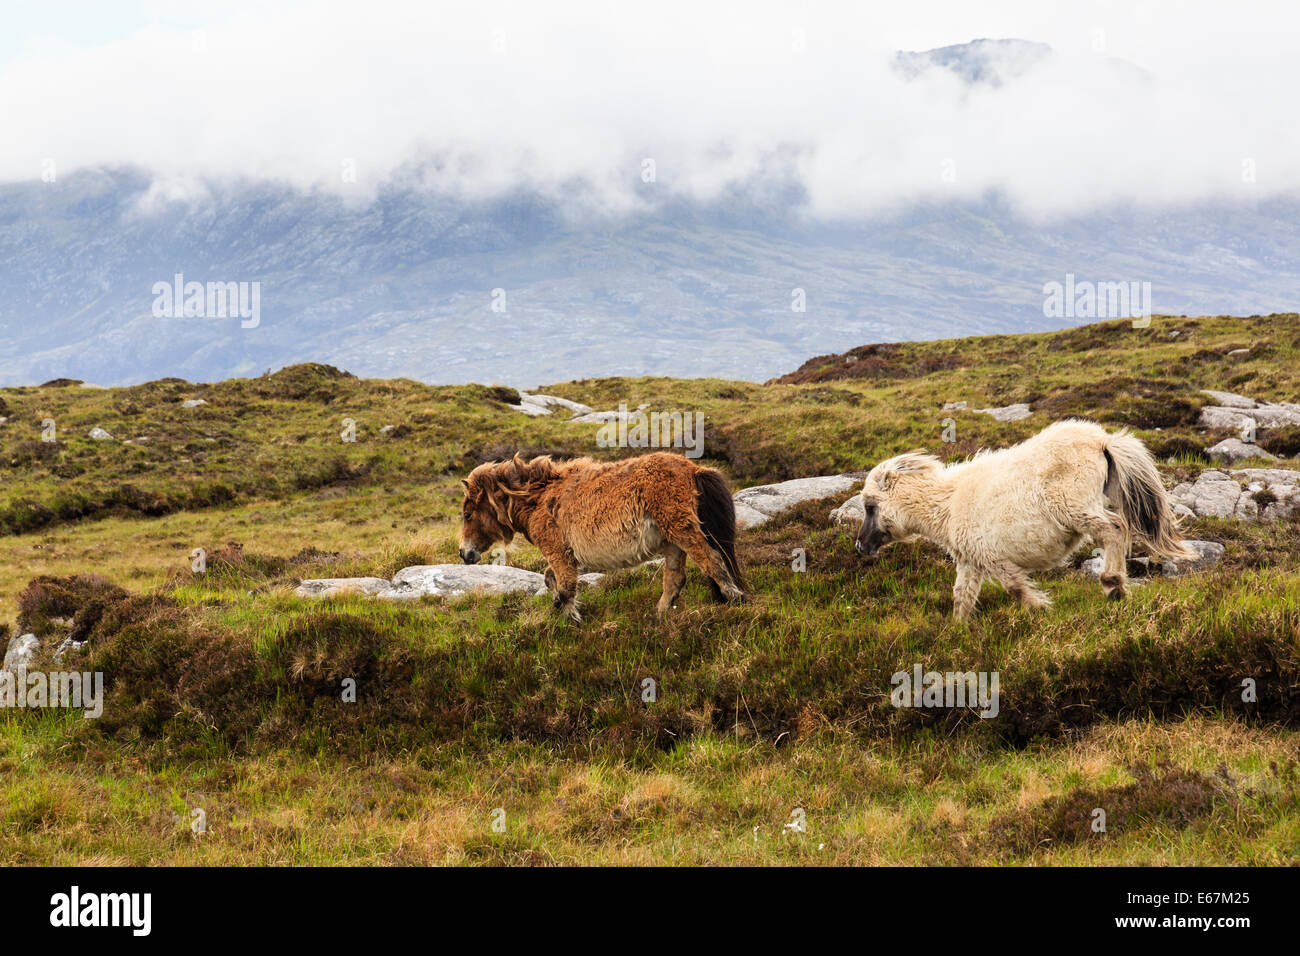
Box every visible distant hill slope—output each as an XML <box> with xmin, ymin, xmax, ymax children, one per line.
<box><xmin>4</xmin><ymin>169</ymin><xmax>1300</xmax><ymax>389</ymax></box>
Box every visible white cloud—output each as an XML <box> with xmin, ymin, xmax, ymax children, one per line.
<box><xmin>2</xmin><ymin>0</ymin><xmax>1298</xmax><ymax>218</ymax></box>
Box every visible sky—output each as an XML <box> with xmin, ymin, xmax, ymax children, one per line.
<box><xmin>2</xmin><ymin>0</ymin><xmax>1298</xmax><ymax>218</ymax></box>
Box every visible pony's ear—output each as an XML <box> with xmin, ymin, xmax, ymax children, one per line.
<box><xmin>460</xmin><ymin>478</ymin><xmax>470</xmax><ymax>490</ymax></box>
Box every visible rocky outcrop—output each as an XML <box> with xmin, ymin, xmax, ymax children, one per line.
<box><xmin>569</xmin><ymin>404</ymin><xmax>649</xmax><ymax>425</ymax></box>
<box><xmin>1160</xmin><ymin>540</ymin><xmax>1226</xmax><ymax>576</ymax></box>
<box><xmin>733</xmin><ymin>474</ymin><xmax>865</xmax><ymax>529</ymax></box>
<box><xmin>1200</xmin><ymin>389</ymin><xmax>1257</xmax><ymax>409</ymax></box>
<box><xmin>1198</xmin><ymin>389</ymin><xmax>1300</xmax><ymax>430</ymax></box>
<box><xmin>88</xmin><ymin>427</ymin><xmax>114</xmax><ymax>441</ymax></box>
<box><xmin>296</xmin><ymin>565</ymin><xmax>604</xmax><ymax>600</ymax></box>
<box><xmin>1205</xmin><ymin>438</ymin><xmax>1276</xmax><ymax>463</ymax></box>
<box><xmin>3</xmin><ymin>633</ymin><xmax>39</xmax><ymax>670</ymax></box>
<box><xmin>974</xmin><ymin>403</ymin><xmax>1032</xmax><ymax>422</ymax></box>
<box><xmin>1170</xmin><ymin>468</ymin><xmax>1300</xmax><ymax>522</ymax></box>
<box><xmin>941</xmin><ymin>401</ymin><xmax>1032</xmax><ymax>422</ymax></box>
<box><xmin>508</xmin><ymin>392</ymin><xmax>595</xmax><ymax>418</ymax></box>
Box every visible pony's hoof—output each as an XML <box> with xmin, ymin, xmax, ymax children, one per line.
<box><xmin>1106</xmin><ymin>588</ymin><xmax>1126</xmax><ymax>602</ymax></box>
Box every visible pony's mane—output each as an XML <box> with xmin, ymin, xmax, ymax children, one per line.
<box><xmin>886</xmin><ymin>451</ymin><xmax>942</xmax><ymax>474</ymax></box>
<box><xmin>476</xmin><ymin>453</ymin><xmax>569</xmax><ymax>498</ymax></box>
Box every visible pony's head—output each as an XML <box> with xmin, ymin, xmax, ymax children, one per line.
<box><xmin>457</xmin><ymin>454</ymin><xmax>559</xmax><ymax>563</ymax></box>
<box><xmin>855</xmin><ymin>451</ymin><xmax>941</xmax><ymax>557</ymax></box>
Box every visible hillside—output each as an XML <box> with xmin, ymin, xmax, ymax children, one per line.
<box><xmin>1</xmin><ymin>313</ymin><xmax>1298</xmax><ymax>865</ymax></box>
<box><xmin>5</xmin><ymin>167</ymin><xmax>1300</xmax><ymax>388</ymax></box>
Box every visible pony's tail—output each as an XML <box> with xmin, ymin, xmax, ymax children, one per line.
<box><xmin>694</xmin><ymin>468</ymin><xmax>746</xmax><ymax>593</ymax></box>
<box><xmin>1103</xmin><ymin>430</ymin><xmax>1196</xmax><ymax>561</ymax></box>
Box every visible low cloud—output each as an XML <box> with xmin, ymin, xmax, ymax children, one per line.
<box><xmin>3</xmin><ymin>0</ymin><xmax>1298</xmax><ymax>219</ymax></box>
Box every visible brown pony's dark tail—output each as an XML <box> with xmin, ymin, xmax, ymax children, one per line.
<box><xmin>695</xmin><ymin>468</ymin><xmax>745</xmax><ymax>595</ymax></box>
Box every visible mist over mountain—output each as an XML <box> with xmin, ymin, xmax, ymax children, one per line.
<box><xmin>3</xmin><ymin>34</ymin><xmax>1298</xmax><ymax>387</ymax></box>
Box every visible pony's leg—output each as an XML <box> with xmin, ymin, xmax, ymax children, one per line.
<box><xmin>667</xmin><ymin>525</ymin><xmax>742</xmax><ymax>603</ymax></box>
<box><xmin>657</xmin><ymin>544</ymin><xmax>687</xmax><ymax>616</ymax></box>
<box><xmin>987</xmin><ymin>561</ymin><xmax>1051</xmax><ymax>610</ymax></box>
<box><xmin>548</xmin><ymin>560</ymin><xmax>581</xmax><ymax>622</ymax></box>
<box><xmin>1074</xmin><ymin>510</ymin><xmax>1130</xmax><ymax>600</ymax></box>
<box><xmin>952</xmin><ymin>563</ymin><xmax>984</xmax><ymax>619</ymax></box>
<box><xmin>533</xmin><ymin>525</ymin><xmax>582</xmax><ymax>622</ymax></box>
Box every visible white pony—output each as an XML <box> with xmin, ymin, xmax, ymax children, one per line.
<box><xmin>854</xmin><ymin>419</ymin><xmax>1196</xmax><ymax>618</ymax></box>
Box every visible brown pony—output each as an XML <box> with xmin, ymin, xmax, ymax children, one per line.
<box><xmin>458</xmin><ymin>451</ymin><xmax>745</xmax><ymax>621</ymax></box>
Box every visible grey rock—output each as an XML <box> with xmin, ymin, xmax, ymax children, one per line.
<box><xmin>181</xmin><ymin>398</ymin><xmax>207</xmax><ymax>408</ymax></box>
<box><xmin>1226</xmin><ymin>348</ymin><xmax>1250</xmax><ymax>356</ymax></box>
<box><xmin>294</xmin><ymin>577</ymin><xmax>397</xmax><ymax>598</ymax></box>
<box><xmin>830</xmin><ymin>495</ymin><xmax>865</xmax><ymax>527</ymax></box>
<box><xmin>1199</xmin><ymin>404</ymin><xmax>1300</xmax><ymax>429</ymax></box>
<box><xmin>733</xmin><ymin>474</ymin><xmax>864</xmax><ymax>530</ymax></box>
<box><xmin>3</xmin><ymin>633</ymin><xmax>39</xmax><ymax>670</ymax></box>
<box><xmin>508</xmin><ymin>399</ymin><xmax>553</xmax><ymax>417</ymax></box>
<box><xmin>1206</xmin><ymin>438</ymin><xmax>1276</xmax><ymax>463</ymax></box>
<box><xmin>569</xmin><ymin>404</ymin><xmax>650</xmax><ymax>425</ymax></box>
<box><xmin>942</xmin><ymin>401</ymin><xmax>968</xmax><ymax>411</ymax></box>
<box><xmin>296</xmin><ymin>566</ymin><xmax>606</xmax><ymax>600</ymax></box>
<box><xmin>1161</xmin><ymin>540</ymin><xmax>1225</xmax><ymax>576</ymax></box>
<box><xmin>88</xmin><ymin>426</ymin><xmax>114</xmax><ymax>441</ymax></box>
<box><xmin>1170</xmin><ymin>467</ymin><xmax>1300</xmax><ymax>521</ymax></box>
<box><xmin>973</xmin><ymin>403</ymin><xmax>1032</xmax><ymax>422</ymax></box>
<box><xmin>387</xmin><ymin>564</ymin><xmax>549</xmax><ymax>597</ymax></box>
<box><xmin>1200</xmin><ymin>389</ymin><xmax>1257</xmax><ymax>408</ymax></box>
<box><xmin>516</xmin><ymin>392</ymin><xmax>594</xmax><ymax>417</ymax></box>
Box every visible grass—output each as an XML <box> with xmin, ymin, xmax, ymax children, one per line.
<box><xmin>2</xmin><ymin>313</ymin><xmax>1299</xmax><ymax>865</ymax></box>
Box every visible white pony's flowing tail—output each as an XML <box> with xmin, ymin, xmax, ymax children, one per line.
<box><xmin>1103</xmin><ymin>430</ymin><xmax>1197</xmax><ymax>561</ymax></box>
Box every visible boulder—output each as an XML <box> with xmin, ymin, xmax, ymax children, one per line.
<box><xmin>1200</xmin><ymin>389</ymin><xmax>1256</xmax><ymax>408</ymax></box>
<box><xmin>388</xmin><ymin>564</ymin><xmax>551</xmax><ymax>597</ymax></box>
<box><xmin>3</xmin><ymin>633</ymin><xmax>39</xmax><ymax>671</ymax></box>
<box><xmin>508</xmin><ymin>399</ymin><xmax>553</xmax><ymax>417</ymax></box>
<box><xmin>973</xmin><ymin>403</ymin><xmax>1032</xmax><ymax>422</ymax></box>
<box><xmin>297</xmin><ymin>566</ymin><xmax>605</xmax><ymax>600</ymax></box>
<box><xmin>942</xmin><ymin>401</ymin><xmax>968</xmax><ymax>411</ymax></box>
<box><xmin>733</xmin><ymin>474</ymin><xmax>864</xmax><ymax>529</ymax></box>
<box><xmin>181</xmin><ymin>399</ymin><xmax>207</xmax><ymax>408</ymax></box>
<box><xmin>509</xmin><ymin>392</ymin><xmax>595</xmax><ymax>418</ymax></box>
<box><xmin>569</xmin><ymin>404</ymin><xmax>649</xmax><ymax>425</ymax></box>
<box><xmin>1161</xmin><ymin>540</ymin><xmax>1226</xmax><ymax>576</ymax></box>
<box><xmin>1169</xmin><ymin>467</ymin><xmax>1300</xmax><ymax>521</ymax></box>
<box><xmin>1205</xmin><ymin>438</ymin><xmax>1276</xmax><ymax>463</ymax></box>
<box><xmin>294</xmin><ymin>577</ymin><xmax>397</xmax><ymax>598</ymax></box>
<box><xmin>88</xmin><ymin>427</ymin><xmax>114</xmax><ymax>441</ymax></box>
<box><xmin>1199</xmin><ymin>404</ymin><xmax>1300</xmax><ymax>429</ymax></box>
<box><xmin>829</xmin><ymin>496</ymin><xmax>864</xmax><ymax>527</ymax></box>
